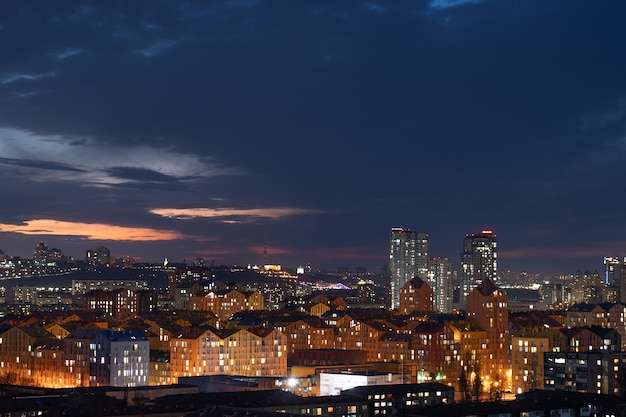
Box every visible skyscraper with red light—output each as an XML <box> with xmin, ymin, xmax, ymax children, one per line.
<box><xmin>460</xmin><ymin>230</ymin><xmax>497</xmax><ymax>306</ymax></box>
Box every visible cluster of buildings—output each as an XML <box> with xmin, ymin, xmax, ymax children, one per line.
<box><xmin>0</xmin><ymin>229</ymin><xmax>626</xmax><ymax>415</ymax></box>
<box><xmin>389</xmin><ymin>227</ymin><xmax>626</xmax><ymax>398</ymax></box>
<box><xmin>0</xmin><ymin>243</ymin><xmax>134</xmax><ymax>280</ymax></box>
<box><xmin>390</xmin><ymin>228</ymin><xmax>498</xmax><ymax>313</ymax></box>
<box><xmin>3</xmin><ymin>273</ymin><xmax>626</xmax><ymax>400</ymax></box>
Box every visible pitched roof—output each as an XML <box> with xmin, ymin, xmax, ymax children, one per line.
<box><xmin>66</xmin><ymin>326</ymin><xmax>106</xmax><ymax>339</ymax></box>
<box><xmin>174</xmin><ymin>326</ymin><xmax>219</xmax><ymax>339</ymax></box>
<box><xmin>476</xmin><ymin>277</ymin><xmax>499</xmax><ymax>296</ymax></box>
<box><xmin>407</xmin><ymin>275</ymin><xmax>427</xmax><ymax>289</ymax></box>
<box><xmin>247</xmin><ymin>326</ymin><xmax>276</xmax><ymax>338</ymax></box>
<box><xmin>413</xmin><ymin>321</ymin><xmax>445</xmax><ymax>334</ymax></box>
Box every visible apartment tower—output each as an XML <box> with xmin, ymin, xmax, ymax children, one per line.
<box><xmin>389</xmin><ymin>228</ymin><xmax>428</xmax><ymax>310</ymax></box>
<box><xmin>460</xmin><ymin>230</ymin><xmax>497</xmax><ymax>306</ymax></box>
<box><xmin>429</xmin><ymin>257</ymin><xmax>454</xmax><ymax>313</ymax></box>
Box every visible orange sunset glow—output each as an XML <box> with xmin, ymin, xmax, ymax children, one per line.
<box><xmin>149</xmin><ymin>207</ymin><xmax>322</xmax><ymax>220</ymax></box>
<box><xmin>0</xmin><ymin>219</ymin><xmax>185</xmax><ymax>241</ymax></box>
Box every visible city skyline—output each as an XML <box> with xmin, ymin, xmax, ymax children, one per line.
<box><xmin>1</xmin><ymin>1</ymin><xmax>626</xmax><ymax>275</ymax></box>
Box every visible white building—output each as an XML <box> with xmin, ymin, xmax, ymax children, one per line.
<box><xmin>91</xmin><ymin>330</ymin><xmax>150</xmax><ymax>387</ymax></box>
<box><xmin>319</xmin><ymin>371</ymin><xmax>404</xmax><ymax>396</ymax></box>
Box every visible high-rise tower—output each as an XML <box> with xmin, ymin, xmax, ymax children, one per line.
<box><xmin>429</xmin><ymin>257</ymin><xmax>454</xmax><ymax>314</ymax></box>
<box><xmin>34</xmin><ymin>241</ymin><xmax>48</xmax><ymax>266</ymax></box>
<box><xmin>604</xmin><ymin>256</ymin><xmax>622</xmax><ymax>287</ymax></box>
<box><xmin>460</xmin><ymin>230</ymin><xmax>497</xmax><ymax>306</ymax></box>
<box><xmin>389</xmin><ymin>228</ymin><xmax>428</xmax><ymax>310</ymax></box>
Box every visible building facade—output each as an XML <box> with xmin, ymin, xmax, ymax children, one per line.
<box><xmin>465</xmin><ymin>278</ymin><xmax>509</xmax><ymax>390</ymax></box>
<box><xmin>170</xmin><ymin>326</ymin><xmax>221</xmax><ymax>381</ymax></box>
<box><xmin>390</xmin><ymin>228</ymin><xmax>428</xmax><ymax>310</ymax></box>
<box><xmin>429</xmin><ymin>257</ymin><xmax>454</xmax><ymax>313</ymax></box>
<box><xmin>398</xmin><ymin>276</ymin><xmax>434</xmax><ymax>315</ymax></box>
<box><xmin>90</xmin><ymin>330</ymin><xmax>150</xmax><ymax>387</ymax></box>
<box><xmin>544</xmin><ymin>351</ymin><xmax>626</xmax><ymax>395</ymax></box>
<box><xmin>460</xmin><ymin>230</ymin><xmax>497</xmax><ymax>306</ymax></box>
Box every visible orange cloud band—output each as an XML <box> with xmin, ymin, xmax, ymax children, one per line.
<box><xmin>150</xmin><ymin>207</ymin><xmax>321</xmax><ymax>220</ymax></box>
<box><xmin>0</xmin><ymin>219</ymin><xmax>185</xmax><ymax>241</ymax></box>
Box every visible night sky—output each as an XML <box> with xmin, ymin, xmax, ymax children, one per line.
<box><xmin>1</xmin><ymin>0</ymin><xmax>625</xmax><ymax>275</ymax></box>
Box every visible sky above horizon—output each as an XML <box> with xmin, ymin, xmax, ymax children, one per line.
<box><xmin>1</xmin><ymin>0</ymin><xmax>625</xmax><ymax>276</ymax></box>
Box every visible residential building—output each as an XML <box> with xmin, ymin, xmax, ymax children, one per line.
<box><xmin>544</xmin><ymin>351</ymin><xmax>626</xmax><ymax>395</ymax></box>
<box><xmin>446</xmin><ymin>320</ymin><xmax>487</xmax><ymax>384</ymax></box>
<box><xmin>0</xmin><ymin>325</ymin><xmax>55</xmax><ymax>385</ymax></box>
<box><xmin>604</xmin><ymin>256</ymin><xmax>622</xmax><ymax>288</ymax></box>
<box><xmin>571</xmin><ymin>270</ymin><xmax>605</xmax><ymax>304</ymax></box>
<box><xmin>170</xmin><ymin>326</ymin><xmax>221</xmax><ymax>381</ymax></box>
<box><xmin>220</xmin><ymin>327</ymin><xmax>287</xmax><ymax>377</ymax></box>
<box><xmin>390</xmin><ymin>228</ymin><xmax>428</xmax><ymax>310</ymax></box>
<box><xmin>398</xmin><ymin>276</ymin><xmax>434</xmax><ymax>314</ymax></box>
<box><xmin>465</xmin><ymin>278</ymin><xmax>509</xmax><ymax>390</ymax></box>
<box><xmin>460</xmin><ymin>230</ymin><xmax>497</xmax><ymax>306</ymax></box>
<box><xmin>336</xmin><ymin>316</ymin><xmax>399</xmax><ymax>362</ymax></box>
<box><xmin>283</xmin><ymin>317</ymin><xmax>335</xmax><ymax>354</ymax></box>
<box><xmin>86</xmin><ymin>246</ymin><xmax>111</xmax><ymax>266</ymax></box>
<box><xmin>553</xmin><ymin>326</ymin><xmax>621</xmax><ymax>352</ymax></box>
<box><xmin>190</xmin><ymin>289</ymin><xmax>265</xmax><ymax>321</ymax></box>
<box><xmin>566</xmin><ymin>302</ymin><xmax>626</xmax><ymax>346</ymax></box>
<box><xmin>31</xmin><ymin>339</ymin><xmax>65</xmax><ymax>388</ymax></box>
<box><xmin>511</xmin><ymin>329</ymin><xmax>557</xmax><ymax>393</ymax></box>
<box><xmin>34</xmin><ymin>242</ymin><xmax>48</xmax><ymax>266</ymax></box>
<box><xmin>410</xmin><ymin>321</ymin><xmax>455</xmax><ymax>383</ymax></box>
<box><xmin>429</xmin><ymin>257</ymin><xmax>454</xmax><ymax>313</ymax></box>
<box><xmin>341</xmin><ymin>382</ymin><xmax>455</xmax><ymax>411</ymax></box>
<box><xmin>63</xmin><ymin>327</ymin><xmax>102</xmax><ymax>388</ymax></box>
<box><xmin>89</xmin><ymin>329</ymin><xmax>150</xmax><ymax>387</ymax></box>
<box><xmin>377</xmin><ymin>333</ymin><xmax>413</xmax><ymax>366</ymax></box>
<box><xmin>83</xmin><ymin>289</ymin><xmax>138</xmax><ymax>319</ymax></box>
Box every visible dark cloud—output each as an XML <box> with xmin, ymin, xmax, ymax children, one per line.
<box><xmin>0</xmin><ymin>0</ymin><xmax>624</xmax><ymax>274</ymax></box>
<box><xmin>106</xmin><ymin>167</ymin><xmax>184</xmax><ymax>183</ymax></box>
<box><xmin>0</xmin><ymin>157</ymin><xmax>84</xmax><ymax>172</ymax></box>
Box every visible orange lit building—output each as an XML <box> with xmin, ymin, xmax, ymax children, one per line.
<box><xmin>446</xmin><ymin>321</ymin><xmax>487</xmax><ymax>387</ymax></box>
<box><xmin>243</xmin><ymin>290</ymin><xmax>265</xmax><ymax>311</ymax></box>
<box><xmin>377</xmin><ymin>333</ymin><xmax>413</xmax><ymax>364</ymax></box>
<box><xmin>511</xmin><ymin>329</ymin><xmax>556</xmax><ymax>393</ymax></box>
<box><xmin>0</xmin><ymin>325</ymin><xmax>55</xmax><ymax>385</ymax></box>
<box><xmin>398</xmin><ymin>276</ymin><xmax>434</xmax><ymax>314</ymax></box>
<box><xmin>410</xmin><ymin>321</ymin><xmax>455</xmax><ymax>381</ymax></box>
<box><xmin>283</xmin><ymin>317</ymin><xmax>335</xmax><ymax>354</ymax></box>
<box><xmin>220</xmin><ymin>289</ymin><xmax>248</xmax><ymax>320</ymax></box>
<box><xmin>83</xmin><ymin>289</ymin><xmax>139</xmax><ymax>319</ymax></box>
<box><xmin>83</xmin><ymin>290</ymin><xmax>115</xmax><ymax>316</ymax></box>
<box><xmin>330</xmin><ymin>296</ymin><xmax>347</xmax><ymax>311</ymax></box>
<box><xmin>566</xmin><ymin>303</ymin><xmax>626</xmax><ymax>346</ymax></box>
<box><xmin>465</xmin><ymin>278</ymin><xmax>510</xmax><ymax>389</ymax></box>
<box><xmin>220</xmin><ymin>327</ymin><xmax>287</xmax><ymax>377</ymax></box>
<box><xmin>31</xmin><ymin>339</ymin><xmax>66</xmax><ymax>388</ymax></box>
<box><xmin>190</xmin><ymin>289</ymin><xmax>265</xmax><ymax>322</ymax></box>
<box><xmin>189</xmin><ymin>292</ymin><xmax>219</xmax><ymax>314</ymax></box>
<box><xmin>44</xmin><ymin>322</ymin><xmax>75</xmax><ymax>340</ymax></box>
<box><xmin>553</xmin><ymin>326</ymin><xmax>621</xmax><ymax>352</ymax></box>
<box><xmin>309</xmin><ymin>302</ymin><xmax>331</xmax><ymax>318</ymax></box>
<box><xmin>170</xmin><ymin>326</ymin><xmax>221</xmax><ymax>382</ymax></box>
<box><xmin>336</xmin><ymin>316</ymin><xmax>399</xmax><ymax>362</ymax></box>
<box><xmin>141</xmin><ymin>318</ymin><xmax>176</xmax><ymax>352</ymax></box>
<box><xmin>310</xmin><ymin>294</ymin><xmax>330</xmax><ymax>305</ymax></box>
